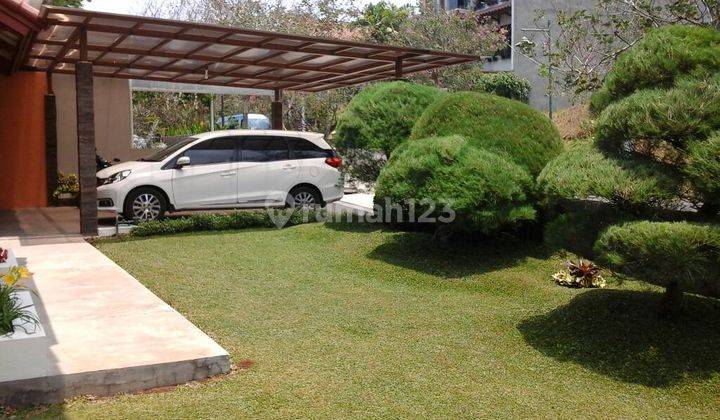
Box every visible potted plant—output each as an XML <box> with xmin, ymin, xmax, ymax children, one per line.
<box><xmin>52</xmin><ymin>173</ymin><xmax>80</xmax><ymax>206</ymax></box>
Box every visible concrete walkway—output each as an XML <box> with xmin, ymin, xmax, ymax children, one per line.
<box><xmin>333</xmin><ymin>193</ymin><xmax>375</xmax><ymax>215</ymax></box>
<box><xmin>0</xmin><ymin>210</ymin><xmax>230</xmax><ymax>406</ymax></box>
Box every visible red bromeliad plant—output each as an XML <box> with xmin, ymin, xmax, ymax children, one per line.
<box><xmin>566</xmin><ymin>260</ymin><xmax>602</xmax><ymax>288</ymax></box>
<box><xmin>553</xmin><ymin>259</ymin><xmax>606</xmax><ymax>288</ymax></box>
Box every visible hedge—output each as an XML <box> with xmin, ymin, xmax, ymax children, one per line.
<box><xmin>334</xmin><ymin>81</ymin><xmax>443</xmax><ymax>156</ymax></box>
<box><xmin>410</xmin><ymin>92</ymin><xmax>562</xmax><ymax>176</ymax></box>
<box><xmin>130</xmin><ymin>210</ymin><xmax>320</xmax><ymax>237</ymax></box>
<box><xmin>375</xmin><ymin>135</ymin><xmax>536</xmax><ymax>234</ymax></box>
<box><xmin>474</xmin><ymin>72</ymin><xmax>531</xmax><ymax>103</ymax></box>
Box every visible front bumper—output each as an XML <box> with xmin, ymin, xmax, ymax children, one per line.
<box><xmin>97</xmin><ymin>185</ymin><xmax>125</xmax><ymax>213</ymax></box>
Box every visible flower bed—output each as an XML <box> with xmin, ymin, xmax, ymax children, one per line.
<box><xmin>0</xmin><ymin>247</ymin><xmax>44</xmax><ymax>340</ymax></box>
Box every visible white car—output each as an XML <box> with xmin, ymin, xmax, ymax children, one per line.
<box><xmin>97</xmin><ymin>130</ymin><xmax>344</xmax><ymax>221</ymax></box>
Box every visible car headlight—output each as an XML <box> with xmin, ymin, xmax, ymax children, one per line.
<box><xmin>103</xmin><ymin>170</ymin><xmax>132</xmax><ymax>185</ymax></box>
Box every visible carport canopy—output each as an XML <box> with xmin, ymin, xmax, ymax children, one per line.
<box><xmin>2</xmin><ymin>3</ymin><xmax>487</xmax><ymax>237</ymax></box>
<box><xmin>23</xmin><ymin>6</ymin><xmax>484</xmax><ymax>92</ymax></box>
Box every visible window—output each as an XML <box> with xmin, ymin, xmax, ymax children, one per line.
<box><xmin>289</xmin><ymin>138</ymin><xmax>331</xmax><ymax>159</ymax></box>
<box><xmin>183</xmin><ymin>137</ymin><xmax>237</xmax><ymax>165</ymax></box>
<box><xmin>143</xmin><ymin>137</ymin><xmax>197</xmax><ymax>162</ymax></box>
<box><xmin>241</xmin><ymin>137</ymin><xmax>290</xmax><ymax>162</ymax></box>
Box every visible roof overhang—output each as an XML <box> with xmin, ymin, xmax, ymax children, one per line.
<box><xmin>0</xmin><ymin>0</ymin><xmax>41</xmax><ymax>73</ymax></box>
<box><xmin>20</xmin><ymin>6</ymin><xmax>485</xmax><ymax>92</ymax></box>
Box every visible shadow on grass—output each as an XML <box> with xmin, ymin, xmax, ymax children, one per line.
<box><xmin>518</xmin><ymin>289</ymin><xmax>720</xmax><ymax>387</ymax></box>
<box><xmin>366</xmin><ymin>230</ymin><xmax>552</xmax><ymax>279</ymax></box>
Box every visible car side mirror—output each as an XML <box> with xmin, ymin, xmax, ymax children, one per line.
<box><xmin>176</xmin><ymin>156</ymin><xmax>191</xmax><ymax>168</ymax></box>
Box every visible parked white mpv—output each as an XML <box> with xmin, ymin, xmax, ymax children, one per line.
<box><xmin>97</xmin><ymin>130</ymin><xmax>344</xmax><ymax>221</ymax></box>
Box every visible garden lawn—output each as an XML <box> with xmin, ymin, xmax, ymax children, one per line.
<box><xmin>25</xmin><ymin>223</ymin><xmax>720</xmax><ymax>418</ymax></box>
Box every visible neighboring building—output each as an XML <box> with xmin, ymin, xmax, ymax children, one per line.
<box><xmin>437</xmin><ymin>0</ymin><xmax>595</xmax><ymax>111</ymax></box>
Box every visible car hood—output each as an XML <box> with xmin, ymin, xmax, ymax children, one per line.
<box><xmin>97</xmin><ymin>161</ymin><xmax>157</xmax><ymax>178</ymax></box>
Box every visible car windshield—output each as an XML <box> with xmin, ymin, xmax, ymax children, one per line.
<box><xmin>139</xmin><ymin>137</ymin><xmax>197</xmax><ymax>162</ymax></box>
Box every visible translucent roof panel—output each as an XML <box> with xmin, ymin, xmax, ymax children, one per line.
<box><xmin>23</xmin><ymin>5</ymin><xmax>484</xmax><ymax>92</ymax></box>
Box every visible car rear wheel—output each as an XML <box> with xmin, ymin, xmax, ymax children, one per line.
<box><xmin>286</xmin><ymin>186</ymin><xmax>321</xmax><ymax>208</ymax></box>
<box><xmin>124</xmin><ymin>188</ymin><xmax>167</xmax><ymax>222</ymax></box>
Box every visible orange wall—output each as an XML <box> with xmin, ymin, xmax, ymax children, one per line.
<box><xmin>0</xmin><ymin>72</ymin><xmax>48</xmax><ymax>211</ymax></box>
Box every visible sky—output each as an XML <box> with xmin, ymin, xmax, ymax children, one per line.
<box><xmin>84</xmin><ymin>0</ymin><xmax>414</xmax><ymax>15</ymax></box>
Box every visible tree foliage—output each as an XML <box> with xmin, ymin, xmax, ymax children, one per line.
<box><xmin>44</xmin><ymin>0</ymin><xmax>86</xmax><ymax>7</ymax></box>
<box><xmin>411</xmin><ymin>92</ymin><xmax>562</xmax><ymax>176</ymax></box>
<box><xmin>531</xmin><ymin>0</ymin><xmax>720</xmax><ymax>95</ymax></box>
<box><xmin>375</xmin><ymin>135</ymin><xmax>536</xmax><ymax>234</ymax></box>
<box><xmin>537</xmin><ymin>140</ymin><xmax>680</xmax><ymax>212</ymax></box>
<box><xmin>139</xmin><ymin>0</ymin><xmax>506</xmax><ymax>135</ymax></box>
<box><xmin>356</xmin><ymin>1</ymin><xmax>411</xmax><ymax>44</ymax></box>
<box><xmin>595</xmin><ymin>221</ymin><xmax>720</xmax><ymax>300</ymax></box>
<box><xmin>594</xmin><ymin>74</ymin><xmax>720</xmax><ymax>211</ymax></box>
<box><xmin>599</xmin><ymin>25</ymin><xmax>720</xmax><ymax>105</ymax></box>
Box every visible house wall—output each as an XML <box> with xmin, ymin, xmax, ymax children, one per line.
<box><xmin>439</xmin><ymin>0</ymin><xmax>598</xmax><ymax>111</ymax></box>
<box><xmin>0</xmin><ymin>72</ymin><xmax>47</xmax><ymax>210</ymax></box>
<box><xmin>53</xmin><ymin>74</ymin><xmax>151</xmax><ymax>175</ymax></box>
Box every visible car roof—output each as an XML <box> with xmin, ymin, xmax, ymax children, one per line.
<box><xmin>194</xmin><ymin>130</ymin><xmax>330</xmax><ymax>149</ymax></box>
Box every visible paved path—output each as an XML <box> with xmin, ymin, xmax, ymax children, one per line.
<box><xmin>0</xmin><ymin>211</ymin><xmax>230</xmax><ymax>405</ymax></box>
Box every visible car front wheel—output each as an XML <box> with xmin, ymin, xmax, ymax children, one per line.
<box><xmin>124</xmin><ymin>188</ymin><xmax>167</xmax><ymax>222</ymax></box>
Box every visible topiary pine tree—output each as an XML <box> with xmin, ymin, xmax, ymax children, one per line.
<box><xmin>540</xmin><ymin>24</ymin><xmax>720</xmax><ymax>313</ymax></box>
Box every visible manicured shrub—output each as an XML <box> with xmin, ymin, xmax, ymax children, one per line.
<box><xmin>537</xmin><ymin>140</ymin><xmax>680</xmax><ymax>211</ymax></box>
<box><xmin>685</xmin><ymin>132</ymin><xmax>720</xmax><ymax>209</ymax></box>
<box><xmin>600</xmin><ymin>24</ymin><xmax>720</xmax><ymax>106</ymax></box>
<box><xmin>375</xmin><ymin>135</ymin><xmax>536</xmax><ymax>234</ymax></box>
<box><xmin>474</xmin><ymin>72</ymin><xmax>531</xmax><ymax>103</ymax></box>
<box><xmin>596</xmin><ymin>77</ymin><xmax>720</xmax><ymax>154</ymax></box>
<box><xmin>411</xmin><ymin>92</ymin><xmax>562</xmax><ymax>176</ymax></box>
<box><xmin>130</xmin><ymin>210</ymin><xmax>320</xmax><ymax>237</ymax></box>
<box><xmin>595</xmin><ymin>221</ymin><xmax>720</xmax><ymax>309</ymax></box>
<box><xmin>544</xmin><ymin>205</ymin><xmax>633</xmax><ymax>258</ymax></box>
<box><xmin>334</xmin><ymin>81</ymin><xmax>443</xmax><ymax>156</ymax></box>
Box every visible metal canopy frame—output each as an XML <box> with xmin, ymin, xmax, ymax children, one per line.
<box><xmin>0</xmin><ymin>0</ymin><xmax>42</xmax><ymax>73</ymax></box>
<box><xmin>0</xmin><ymin>3</ymin><xmax>488</xmax><ymax>236</ymax></box>
<box><xmin>24</xmin><ymin>6</ymin><xmax>485</xmax><ymax>93</ymax></box>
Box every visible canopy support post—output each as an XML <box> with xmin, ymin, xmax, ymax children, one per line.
<box><xmin>395</xmin><ymin>58</ymin><xmax>403</xmax><ymax>80</ymax></box>
<box><xmin>76</xmin><ymin>39</ymin><xmax>98</xmax><ymax>236</ymax></box>
<box><xmin>45</xmin><ymin>88</ymin><xmax>58</xmax><ymax>203</ymax></box>
<box><xmin>272</xmin><ymin>89</ymin><xmax>283</xmax><ymax>131</ymax></box>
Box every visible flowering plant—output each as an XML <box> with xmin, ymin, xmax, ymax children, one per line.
<box><xmin>0</xmin><ymin>248</ymin><xmax>7</xmax><ymax>264</ymax></box>
<box><xmin>2</xmin><ymin>266</ymin><xmax>31</xmax><ymax>287</ymax></box>
<box><xmin>0</xmin><ymin>266</ymin><xmax>37</xmax><ymax>336</ymax></box>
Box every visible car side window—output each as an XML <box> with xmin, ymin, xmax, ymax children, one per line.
<box><xmin>183</xmin><ymin>137</ymin><xmax>237</xmax><ymax>165</ymax></box>
<box><xmin>289</xmin><ymin>138</ymin><xmax>331</xmax><ymax>159</ymax></box>
<box><xmin>241</xmin><ymin>137</ymin><xmax>289</xmax><ymax>162</ymax></box>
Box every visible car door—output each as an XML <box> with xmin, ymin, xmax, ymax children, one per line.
<box><xmin>237</xmin><ymin>137</ymin><xmax>270</xmax><ymax>206</ymax></box>
<box><xmin>264</xmin><ymin>137</ymin><xmax>301</xmax><ymax>204</ymax></box>
<box><xmin>171</xmin><ymin>137</ymin><xmax>239</xmax><ymax>209</ymax></box>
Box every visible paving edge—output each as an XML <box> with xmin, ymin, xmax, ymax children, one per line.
<box><xmin>0</xmin><ymin>354</ymin><xmax>231</xmax><ymax>406</ymax></box>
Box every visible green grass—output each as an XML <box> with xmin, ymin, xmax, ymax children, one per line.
<box><xmin>25</xmin><ymin>223</ymin><xmax>720</xmax><ymax>418</ymax></box>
